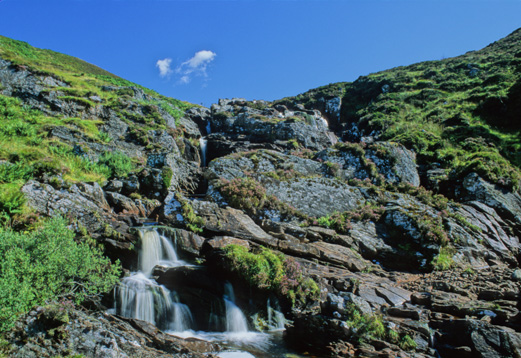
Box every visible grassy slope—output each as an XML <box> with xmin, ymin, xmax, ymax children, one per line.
<box><xmin>278</xmin><ymin>28</ymin><xmax>521</xmax><ymax>190</ymax></box>
<box><xmin>0</xmin><ymin>36</ymin><xmax>193</xmax><ymax>220</ymax></box>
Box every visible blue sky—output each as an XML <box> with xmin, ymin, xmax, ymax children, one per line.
<box><xmin>1</xmin><ymin>1</ymin><xmax>520</xmax><ymax>107</ymax></box>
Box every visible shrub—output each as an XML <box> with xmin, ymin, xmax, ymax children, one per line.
<box><xmin>223</xmin><ymin>245</ymin><xmax>319</xmax><ymax>308</ymax></box>
<box><xmin>431</xmin><ymin>246</ymin><xmax>455</xmax><ymax>271</ymax></box>
<box><xmin>218</xmin><ymin>177</ymin><xmax>267</xmax><ymax>211</ymax></box>
<box><xmin>0</xmin><ymin>216</ymin><xmax>121</xmax><ymax>331</ymax></box>
<box><xmin>97</xmin><ymin>151</ymin><xmax>133</xmax><ymax>178</ymax></box>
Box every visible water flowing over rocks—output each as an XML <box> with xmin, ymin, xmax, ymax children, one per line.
<box><xmin>3</xmin><ymin>39</ymin><xmax>521</xmax><ymax>358</ymax></box>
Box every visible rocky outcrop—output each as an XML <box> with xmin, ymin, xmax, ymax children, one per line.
<box><xmin>21</xmin><ymin>180</ymin><xmax>110</xmax><ymax>233</ymax></box>
<box><xmin>5</xmin><ymin>304</ymin><xmax>218</xmax><ymax>358</ymax></box>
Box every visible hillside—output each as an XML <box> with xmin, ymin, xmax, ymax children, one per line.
<box><xmin>1</xmin><ymin>32</ymin><xmax>521</xmax><ymax>358</ymax></box>
<box><xmin>277</xmin><ymin>28</ymin><xmax>521</xmax><ymax>191</ymax></box>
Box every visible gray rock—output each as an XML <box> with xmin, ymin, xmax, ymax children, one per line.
<box><xmin>21</xmin><ymin>180</ymin><xmax>107</xmax><ymax>233</ymax></box>
<box><xmin>263</xmin><ymin>177</ymin><xmax>364</xmax><ymax>218</ymax></box>
<box><xmin>459</xmin><ymin>173</ymin><xmax>521</xmax><ymax>231</ymax></box>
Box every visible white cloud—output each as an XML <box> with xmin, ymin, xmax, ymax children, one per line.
<box><xmin>176</xmin><ymin>50</ymin><xmax>216</xmax><ymax>84</ymax></box>
<box><xmin>179</xmin><ymin>75</ymin><xmax>190</xmax><ymax>84</ymax></box>
<box><xmin>156</xmin><ymin>58</ymin><xmax>172</xmax><ymax>78</ymax></box>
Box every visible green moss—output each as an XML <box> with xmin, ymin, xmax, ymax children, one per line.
<box><xmin>222</xmin><ymin>245</ymin><xmax>320</xmax><ymax>308</ymax></box>
<box><xmin>175</xmin><ymin>194</ymin><xmax>204</xmax><ymax>233</ymax></box>
<box><xmin>161</xmin><ymin>167</ymin><xmax>173</xmax><ymax>189</ymax></box>
<box><xmin>344</xmin><ymin>304</ymin><xmax>386</xmax><ymax>342</ymax></box>
<box><xmin>399</xmin><ymin>335</ymin><xmax>418</xmax><ymax>351</ymax></box>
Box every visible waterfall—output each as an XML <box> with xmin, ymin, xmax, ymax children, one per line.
<box><xmin>138</xmin><ymin>229</ymin><xmax>179</xmax><ymax>274</ymax></box>
<box><xmin>200</xmin><ymin>137</ymin><xmax>208</xmax><ymax>167</ymax></box>
<box><xmin>267</xmin><ymin>298</ymin><xmax>286</xmax><ymax>331</ymax></box>
<box><xmin>169</xmin><ymin>291</ymin><xmax>194</xmax><ymax>332</ymax></box>
<box><xmin>224</xmin><ymin>282</ymin><xmax>249</xmax><ymax>333</ymax></box>
<box><xmin>206</xmin><ymin>121</ymin><xmax>211</xmax><ymax>135</ymax></box>
<box><xmin>114</xmin><ymin>228</ymin><xmax>192</xmax><ymax>332</ymax></box>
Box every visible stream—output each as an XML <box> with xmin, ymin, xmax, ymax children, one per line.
<box><xmin>112</xmin><ymin>227</ymin><xmax>304</xmax><ymax>358</ymax></box>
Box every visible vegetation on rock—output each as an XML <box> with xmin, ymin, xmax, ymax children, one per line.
<box><xmin>222</xmin><ymin>245</ymin><xmax>320</xmax><ymax>308</ymax></box>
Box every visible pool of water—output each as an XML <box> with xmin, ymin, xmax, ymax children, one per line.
<box><xmin>167</xmin><ymin>330</ymin><xmax>307</xmax><ymax>358</ymax></box>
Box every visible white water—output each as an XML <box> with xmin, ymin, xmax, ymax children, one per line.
<box><xmin>200</xmin><ymin>137</ymin><xmax>208</xmax><ymax>167</ymax></box>
<box><xmin>224</xmin><ymin>282</ymin><xmax>249</xmax><ymax>333</ymax></box>
<box><xmin>266</xmin><ymin>298</ymin><xmax>285</xmax><ymax>331</ymax></box>
<box><xmin>115</xmin><ymin>228</ymin><xmax>192</xmax><ymax>331</ymax></box>
<box><xmin>138</xmin><ymin>229</ymin><xmax>181</xmax><ymax>274</ymax></box>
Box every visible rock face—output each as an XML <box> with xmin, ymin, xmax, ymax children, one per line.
<box><xmin>3</xmin><ymin>36</ymin><xmax>521</xmax><ymax>358</ymax></box>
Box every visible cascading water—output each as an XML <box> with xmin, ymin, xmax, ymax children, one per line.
<box><xmin>224</xmin><ymin>282</ymin><xmax>249</xmax><ymax>333</ymax></box>
<box><xmin>138</xmin><ymin>229</ymin><xmax>179</xmax><ymax>274</ymax></box>
<box><xmin>200</xmin><ymin>137</ymin><xmax>208</xmax><ymax>167</ymax></box>
<box><xmin>114</xmin><ymin>228</ymin><xmax>192</xmax><ymax>331</ymax></box>
<box><xmin>114</xmin><ymin>228</ymin><xmax>297</xmax><ymax>357</ymax></box>
<box><xmin>266</xmin><ymin>298</ymin><xmax>285</xmax><ymax>331</ymax></box>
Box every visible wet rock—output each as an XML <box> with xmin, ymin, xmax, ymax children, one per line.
<box><xmin>106</xmin><ymin>191</ymin><xmax>144</xmax><ymax>216</ymax></box>
<box><xmin>432</xmin><ymin>318</ymin><xmax>521</xmax><ymax>358</ymax></box>
<box><xmin>188</xmin><ymin>200</ymin><xmax>276</xmax><ymax>246</ymax></box>
<box><xmin>387</xmin><ymin>306</ymin><xmax>421</xmax><ymax>320</ymax></box>
<box><xmin>374</xmin><ymin>286</ymin><xmax>411</xmax><ymax>307</ymax></box>
<box><xmin>310</xmin><ymin>241</ymin><xmax>368</xmax><ymax>271</ymax></box>
<box><xmin>411</xmin><ymin>292</ymin><xmax>432</xmax><ymax>306</ymax></box>
<box><xmin>169</xmin><ymin>228</ymin><xmax>206</xmax><ymax>257</ymax></box>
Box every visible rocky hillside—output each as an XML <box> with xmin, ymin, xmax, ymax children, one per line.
<box><xmin>1</xmin><ymin>29</ymin><xmax>521</xmax><ymax>358</ymax></box>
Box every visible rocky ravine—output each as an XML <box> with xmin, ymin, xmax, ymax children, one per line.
<box><xmin>1</xmin><ymin>42</ymin><xmax>521</xmax><ymax>358</ymax></box>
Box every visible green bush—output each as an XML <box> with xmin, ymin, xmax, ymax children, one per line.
<box><xmin>223</xmin><ymin>245</ymin><xmax>319</xmax><ymax>308</ymax></box>
<box><xmin>97</xmin><ymin>151</ymin><xmax>133</xmax><ymax>178</ymax></box>
<box><xmin>0</xmin><ymin>182</ymin><xmax>26</xmax><ymax>216</ymax></box>
<box><xmin>0</xmin><ymin>216</ymin><xmax>121</xmax><ymax>331</ymax></box>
